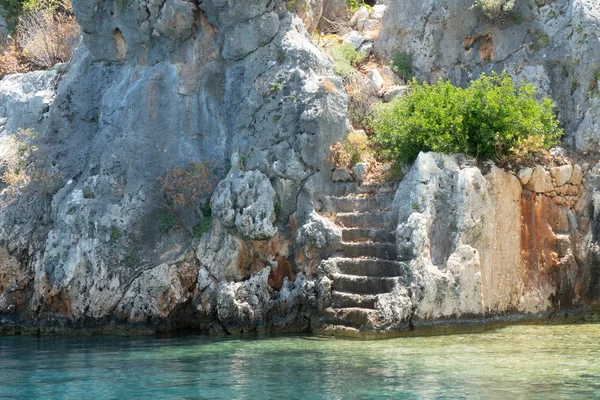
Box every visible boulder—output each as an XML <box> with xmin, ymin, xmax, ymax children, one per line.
<box><xmin>352</xmin><ymin>162</ymin><xmax>369</xmax><ymax>182</ymax></box>
<box><xmin>383</xmin><ymin>85</ymin><xmax>407</xmax><ymax>102</ymax></box>
<box><xmin>371</xmin><ymin>4</ymin><xmax>387</xmax><ymax>20</ymax></box>
<box><xmin>367</xmin><ymin>68</ymin><xmax>384</xmax><ymax>92</ymax></box>
<box><xmin>517</xmin><ymin>167</ymin><xmax>533</xmax><ymax>186</ymax></box>
<box><xmin>569</xmin><ymin>164</ymin><xmax>584</xmax><ymax>186</ymax></box>
<box><xmin>222</xmin><ymin>12</ymin><xmax>280</xmax><ymax>60</ymax></box>
<box><xmin>551</xmin><ymin>165</ymin><xmax>573</xmax><ymax>187</ymax></box>
<box><xmin>381</xmin><ymin>65</ymin><xmax>402</xmax><ymax>84</ymax></box>
<box><xmin>525</xmin><ymin>166</ymin><xmax>554</xmax><ymax>193</ymax></box>
<box><xmin>211</xmin><ymin>165</ymin><xmax>277</xmax><ymax>240</ymax></box>
<box><xmin>217</xmin><ymin>267</ymin><xmax>272</xmax><ymax>332</ymax></box>
<box><xmin>349</xmin><ymin>6</ymin><xmax>370</xmax><ymax>28</ymax></box>
<box><xmin>358</xmin><ymin>19</ymin><xmax>380</xmax><ymax>31</ymax></box>
<box><xmin>358</xmin><ymin>41</ymin><xmax>373</xmax><ymax>57</ymax></box>
<box><xmin>154</xmin><ymin>0</ymin><xmax>196</xmax><ymax>40</ymax></box>
<box><xmin>332</xmin><ymin>167</ymin><xmax>354</xmax><ymax>182</ymax></box>
<box><xmin>342</xmin><ymin>31</ymin><xmax>366</xmax><ymax>49</ymax></box>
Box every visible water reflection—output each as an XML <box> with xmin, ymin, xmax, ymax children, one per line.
<box><xmin>0</xmin><ymin>325</ymin><xmax>599</xmax><ymax>399</ymax></box>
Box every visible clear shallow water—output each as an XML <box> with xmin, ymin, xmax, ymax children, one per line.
<box><xmin>1</xmin><ymin>325</ymin><xmax>600</xmax><ymax>399</ymax></box>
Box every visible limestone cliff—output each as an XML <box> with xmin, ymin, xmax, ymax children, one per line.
<box><xmin>0</xmin><ymin>0</ymin><xmax>599</xmax><ymax>337</ymax></box>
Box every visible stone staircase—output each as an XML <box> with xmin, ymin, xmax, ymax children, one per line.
<box><xmin>315</xmin><ymin>181</ymin><xmax>411</xmax><ymax>336</ymax></box>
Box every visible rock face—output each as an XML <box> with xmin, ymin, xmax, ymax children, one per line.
<box><xmin>0</xmin><ymin>0</ymin><xmax>348</xmax><ymax>334</ymax></box>
<box><xmin>313</xmin><ymin>152</ymin><xmax>593</xmax><ymax>335</ymax></box>
<box><xmin>391</xmin><ymin>153</ymin><xmax>586</xmax><ymax>325</ymax></box>
<box><xmin>375</xmin><ymin>0</ymin><xmax>600</xmax><ymax>152</ymax></box>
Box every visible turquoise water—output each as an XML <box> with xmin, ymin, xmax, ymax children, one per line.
<box><xmin>1</xmin><ymin>325</ymin><xmax>600</xmax><ymax>399</ymax></box>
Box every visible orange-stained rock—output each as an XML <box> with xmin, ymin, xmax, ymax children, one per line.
<box><xmin>0</xmin><ymin>248</ymin><xmax>32</xmax><ymax>314</ymax></box>
<box><xmin>268</xmin><ymin>256</ymin><xmax>294</xmax><ymax>290</ymax></box>
<box><xmin>237</xmin><ymin>233</ymin><xmax>292</xmax><ymax>280</ymax></box>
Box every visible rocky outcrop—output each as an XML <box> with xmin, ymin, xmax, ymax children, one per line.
<box><xmin>392</xmin><ymin>153</ymin><xmax>586</xmax><ymax>321</ymax></box>
<box><xmin>311</xmin><ymin>152</ymin><xmax>597</xmax><ymax>337</ymax></box>
<box><xmin>0</xmin><ymin>0</ymin><xmax>348</xmax><ymax>334</ymax></box>
<box><xmin>375</xmin><ymin>0</ymin><xmax>600</xmax><ymax>152</ymax></box>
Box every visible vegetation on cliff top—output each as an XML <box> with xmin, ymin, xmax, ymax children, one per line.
<box><xmin>1</xmin><ymin>0</ymin><xmax>78</xmax><ymax>78</ymax></box>
<box><xmin>472</xmin><ymin>0</ymin><xmax>515</xmax><ymax>22</ymax></box>
<box><xmin>371</xmin><ymin>72</ymin><xmax>563</xmax><ymax>165</ymax></box>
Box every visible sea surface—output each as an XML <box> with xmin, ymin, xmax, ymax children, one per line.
<box><xmin>0</xmin><ymin>324</ymin><xmax>599</xmax><ymax>399</ymax></box>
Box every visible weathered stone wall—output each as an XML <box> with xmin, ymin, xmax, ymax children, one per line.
<box><xmin>385</xmin><ymin>152</ymin><xmax>596</xmax><ymax>330</ymax></box>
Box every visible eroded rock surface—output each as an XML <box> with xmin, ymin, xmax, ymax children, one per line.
<box><xmin>0</xmin><ymin>0</ymin><xmax>348</xmax><ymax>334</ymax></box>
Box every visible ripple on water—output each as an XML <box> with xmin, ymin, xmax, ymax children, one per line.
<box><xmin>0</xmin><ymin>325</ymin><xmax>600</xmax><ymax>399</ymax></box>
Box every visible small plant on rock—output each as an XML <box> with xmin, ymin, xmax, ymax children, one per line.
<box><xmin>473</xmin><ymin>0</ymin><xmax>515</xmax><ymax>22</ymax></box>
<box><xmin>346</xmin><ymin>75</ymin><xmax>374</xmax><ymax>129</ymax></box>
<box><xmin>329</xmin><ymin>131</ymin><xmax>370</xmax><ymax>169</ymax></box>
<box><xmin>330</xmin><ymin>43</ymin><xmax>365</xmax><ymax>80</ymax></box>
<box><xmin>389</xmin><ymin>52</ymin><xmax>414</xmax><ymax>82</ymax></box>
<box><xmin>157</xmin><ymin>162</ymin><xmax>216</xmax><ymax>235</ymax></box>
<box><xmin>1</xmin><ymin>128</ymin><xmax>61</xmax><ymax>205</ymax></box>
<box><xmin>18</xmin><ymin>11</ymin><xmax>79</xmax><ymax>68</ymax></box>
<box><xmin>110</xmin><ymin>227</ymin><xmax>122</xmax><ymax>241</ymax></box>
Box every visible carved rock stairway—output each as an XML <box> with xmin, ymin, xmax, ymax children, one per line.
<box><xmin>316</xmin><ymin>181</ymin><xmax>410</xmax><ymax>336</ymax></box>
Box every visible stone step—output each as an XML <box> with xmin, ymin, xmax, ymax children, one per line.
<box><xmin>321</xmin><ymin>307</ymin><xmax>377</xmax><ymax>329</ymax></box>
<box><xmin>334</xmin><ymin>211</ymin><xmax>394</xmax><ymax>229</ymax></box>
<box><xmin>331</xmin><ymin>291</ymin><xmax>378</xmax><ymax>309</ymax></box>
<box><xmin>337</xmin><ymin>242</ymin><xmax>397</xmax><ymax>260</ymax></box>
<box><xmin>331</xmin><ymin>273</ymin><xmax>397</xmax><ymax>294</ymax></box>
<box><xmin>316</xmin><ymin>324</ymin><xmax>361</xmax><ymax>337</ymax></box>
<box><xmin>329</xmin><ymin>182</ymin><xmax>398</xmax><ymax>197</ymax></box>
<box><xmin>341</xmin><ymin>228</ymin><xmax>396</xmax><ymax>243</ymax></box>
<box><xmin>321</xmin><ymin>195</ymin><xmax>394</xmax><ymax>213</ymax></box>
<box><xmin>332</xmin><ymin>258</ymin><xmax>409</xmax><ymax>277</ymax></box>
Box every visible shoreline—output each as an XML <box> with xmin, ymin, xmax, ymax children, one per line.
<box><xmin>2</xmin><ymin>305</ymin><xmax>599</xmax><ymax>339</ymax></box>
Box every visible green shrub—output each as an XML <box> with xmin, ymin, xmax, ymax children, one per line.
<box><xmin>330</xmin><ymin>43</ymin><xmax>365</xmax><ymax>79</ymax></box>
<box><xmin>473</xmin><ymin>0</ymin><xmax>515</xmax><ymax>22</ymax></box>
<box><xmin>193</xmin><ymin>217</ymin><xmax>212</xmax><ymax>237</ymax></box>
<box><xmin>390</xmin><ymin>52</ymin><xmax>414</xmax><ymax>81</ymax></box>
<box><xmin>110</xmin><ymin>227</ymin><xmax>122</xmax><ymax>241</ymax></box>
<box><xmin>347</xmin><ymin>0</ymin><xmax>373</xmax><ymax>12</ymax></box>
<box><xmin>158</xmin><ymin>209</ymin><xmax>178</xmax><ymax>234</ymax></box>
<box><xmin>371</xmin><ymin>72</ymin><xmax>562</xmax><ymax>164</ymax></box>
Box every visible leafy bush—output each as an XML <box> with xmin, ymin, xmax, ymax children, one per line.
<box><xmin>18</xmin><ymin>11</ymin><xmax>79</xmax><ymax>68</ymax></box>
<box><xmin>389</xmin><ymin>52</ymin><xmax>414</xmax><ymax>82</ymax></box>
<box><xmin>1</xmin><ymin>0</ymin><xmax>72</xmax><ymax>31</ymax></box>
<box><xmin>330</xmin><ymin>43</ymin><xmax>365</xmax><ymax>79</ymax></box>
<box><xmin>22</xmin><ymin>0</ymin><xmax>72</xmax><ymax>13</ymax></box>
<box><xmin>473</xmin><ymin>0</ymin><xmax>515</xmax><ymax>22</ymax></box>
<box><xmin>371</xmin><ymin>72</ymin><xmax>562</xmax><ymax>164</ymax></box>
